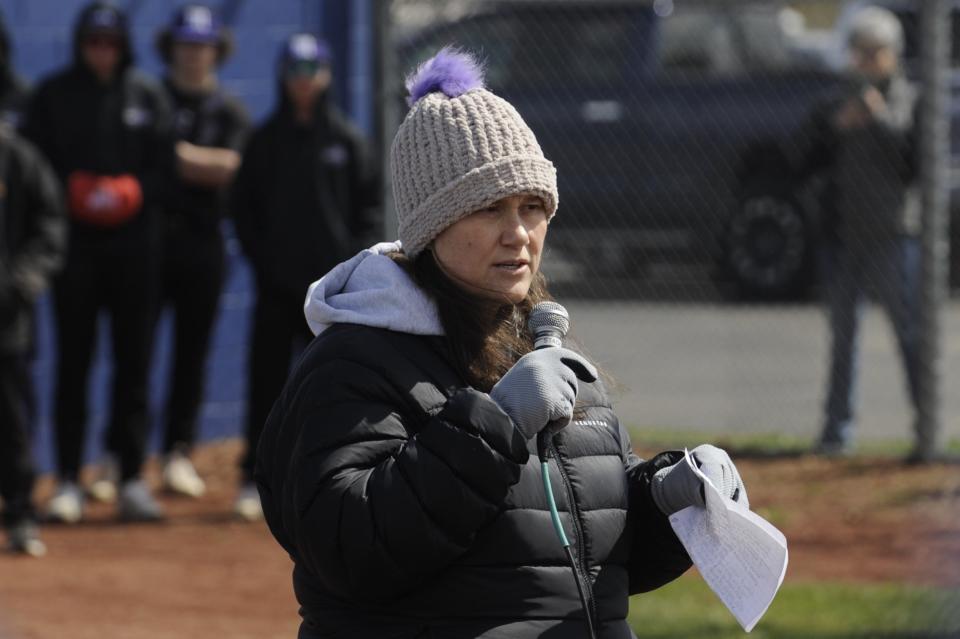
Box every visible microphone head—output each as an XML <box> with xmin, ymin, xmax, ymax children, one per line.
<box><xmin>528</xmin><ymin>301</ymin><xmax>569</xmax><ymax>348</ymax></box>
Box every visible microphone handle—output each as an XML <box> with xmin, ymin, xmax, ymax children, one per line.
<box><xmin>537</xmin><ymin>418</ymin><xmax>569</xmax><ymax>460</ymax></box>
<box><xmin>537</xmin><ymin>430</ymin><xmax>551</xmax><ymax>461</ymax></box>
<box><xmin>533</xmin><ymin>331</ymin><xmax>565</xmax><ymax>460</ymax></box>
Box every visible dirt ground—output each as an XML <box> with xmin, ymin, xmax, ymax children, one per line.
<box><xmin>0</xmin><ymin>439</ymin><xmax>958</xmax><ymax>639</ymax></box>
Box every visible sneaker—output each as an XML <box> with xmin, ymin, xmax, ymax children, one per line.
<box><xmin>162</xmin><ymin>451</ymin><xmax>206</xmax><ymax>498</ymax></box>
<box><xmin>88</xmin><ymin>454</ymin><xmax>119</xmax><ymax>503</ymax></box>
<box><xmin>118</xmin><ymin>479</ymin><xmax>164</xmax><ymax>522</ymax></box>
<box><xmin>812</xmin><ymin>439</ymin><xmax>853</xmax><ymax>458</ymax></box>
<box><xmin>45</xmin><ymin>481</ymin><xmax>84</xmax><ymax>524</ymax></box>
<box><xmin>6</xmin><ymin>520</ymin><xmax>47</xmax><ymax>557</ymax></box>
<box><xmin>234</xmin><ymin>483</ymin><xmax>263</xmax><ymax>522</ymax></box>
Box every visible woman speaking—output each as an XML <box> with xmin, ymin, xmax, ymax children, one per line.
<box><xmin>256</xmin><ymin>48</ymin><xmax>749</xmax><ymax>639</ymax></box>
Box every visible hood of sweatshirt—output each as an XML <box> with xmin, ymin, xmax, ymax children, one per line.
<box><xmin>72</xmin><ymin>3</ymin><xmax>134</xmax><ymax>75</ymax></box>
<box><xmin>304</xmin><ymin>241</ymin><xmax>444</xmax><ymax>337</ymax></box>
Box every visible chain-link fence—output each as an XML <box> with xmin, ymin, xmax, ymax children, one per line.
<box><xmin>376</xmin><ymin>0</ymin><xmax>957</xmax><ymax>455</ymax></box>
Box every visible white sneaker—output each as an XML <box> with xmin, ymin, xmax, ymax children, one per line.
<box><xmin>6</xmin><ymin>520</ymin><xmax>47</xmax><ymax>557</ymax></box>
<box><xmin>46</xmin><ymin>481</ymin><xmax>84</xmax><ymax>524</ymax></box>
<box><xmin>88</xmin><ymin>453</ymin><xmax>119</xmax><ymax>503</ymax></box>
<box><xmin>118</xmin><ymin>479</ymin><xmax>164</xmax><ymax>522</ymax></box>
<box><xmin>162</xmin><ymin>451</ymin><xmax>206</xmax><ymax>498</ymax></box>
<box><xmin>234</xmin><ymin>483</ymin><xmax>263</xmax><ymax>522</ymax></box>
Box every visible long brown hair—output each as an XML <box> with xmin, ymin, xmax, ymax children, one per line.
<box><xmin>391</xmin><ymin>249</ymin><xmax>553</xmax><ymax>392</ymax></box>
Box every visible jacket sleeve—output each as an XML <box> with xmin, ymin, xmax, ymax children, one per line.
<box><xmin>784</xmin><ymin>97</ymin><xmax>839</xmax><ymax>181</ymax></box>
<box><xmin>348</xmin><ymin>133</ymin><xmax>383</xmax><ymax>250</ymax></box>
<box><xmin>6</xmin><ymin>140</ymin><xmax>66</xmax><ymax>302</ymax></box>
<box><xmin>19</xmin><ymin>82</ymin><xmax>56</xmax><ymax>174</ymax></box>
<box><xmin>869</xmin><ymin>97</ymin><xmax>919</xmax><ymax>182</ymax></box>
<box><xmin>223</xmin><ymin>100</ymin><xmax>252</xmax><ymax>153</ymax></box>
<box><xmin>229</xmin><ymin>130</ymin><xmax>264</xmax><ymax>266</ymax></box>
<box><xmin>260</xmin><ymin>357</ymin><xmax>530</xmax><ymax>603</ymax></box>
<box><xmin>618</xmin><ymin>424</ymin><xmax>692</xmax><ymax>594</ymax></box>
<box><xmin>139</xmin><ymin>82</ymin><xmax>175</xmax><ymax>209</ymax></box>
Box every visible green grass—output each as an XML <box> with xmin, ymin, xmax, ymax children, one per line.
<box><xmin>627</xmin><ymin>427</ymin><xmax>960</xmax><ymax>458</ymax></box>
<box><xmin>621</xmin><ymin>428</ymin><xmax>960</xmax><ymax>637</ymax></box>
<box><xmin>628</xmin><ymin>575</ymin><xmax>960</xmax><ymax>638</ymax></box>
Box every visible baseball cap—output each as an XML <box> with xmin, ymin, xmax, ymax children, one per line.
<box><xmin>169</xmin><ymin>4</ymin><xmax>222</xmax><ymax>44</ymax></box>
<box><xmin>280</xmin><ymin>33</ymin><xmax>332</xmax><ymax>74</ymax></box>
<box><xmin>78</xmin><ymin>4</ymin><xmax>125</xmax><ymax>36</ymax></box>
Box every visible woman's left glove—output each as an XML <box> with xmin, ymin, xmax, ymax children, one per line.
<box><xmin>650</xmin><ymin>444</ymin><xmax>748</xmax><ymax>515</ymax></box>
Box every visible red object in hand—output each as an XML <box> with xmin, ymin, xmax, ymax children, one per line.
<box><xmin>67</xmin><ymin>172</ymin><xmax>143</xmax><ymax>227</ymax></box>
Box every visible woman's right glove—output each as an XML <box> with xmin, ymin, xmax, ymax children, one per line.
<box><xmin>650</xmin><ymin>444</ymin><xmax>749</xmax><ymax>515</ymax></box>
<box><xmin>489</xmin><ymin>347</ymin><xmax>598</xmax><ymax>439</ymax></box>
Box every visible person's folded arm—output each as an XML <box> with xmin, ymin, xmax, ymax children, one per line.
<box><xmin>175</xmin><ymin>141</ymin><xmax>242</xmax><ymax>188</ymax></box>
<box><xmin>276</xmin><ymin>359</ymin><xmax>530</xmax><ymax>603</ymax></box>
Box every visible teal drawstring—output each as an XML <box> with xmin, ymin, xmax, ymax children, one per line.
<box><xmin>541</xmin><ymin>461</ymin><xmax>570</xmax><ymax>547</ymax></box>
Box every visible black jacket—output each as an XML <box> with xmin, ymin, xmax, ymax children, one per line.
<box><xmin>231</xmin><ymin>99</ymin><xmax>382</xmax><ymax>296</ymax></box>
<box><xmin>163</xmin><ymin>78</ymin><xmax>250</xmax><ymax>235</ymax></box>
<box><xmin>20</xmin><ymin>10</ymin><xmax>171</xmax><ymax>243</ymax></box>
<box><xmin>0</xmin><ymin>130</ymin><xmax>66</xmax><ymax>353</ymax></box>
<box><xmin>256</xmin><ymin>323</ymin><xmax>691</xmax><ymax>638</ymax></box>
<box><xmin>789</xmin><ymin>73</ymin><xmax>919</xmax><ymax>245</ymax></box>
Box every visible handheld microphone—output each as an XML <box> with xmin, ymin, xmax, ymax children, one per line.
<box><xmin>528</xmin><ymin>301</ymin><xmax>599</xmax><ymax>639</ymax></box>
<box><xmin>529</xmin><ymin>301</ymin><xmax>569</xmax><ymax>350</ymax></box>
<box><xmin>528</xmin><ymin>302</ymin><xmax>571</xmax><ymax>461</ymax></box>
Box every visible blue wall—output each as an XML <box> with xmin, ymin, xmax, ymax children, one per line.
<box><xmin>0</xmin><ymin>0</ymin><xmax>375</xmax><ymax>128</ymax></box>
<box><xmin>0</xmin><ymin>0</ymin><xmax>376</xmax><ymax>472</ymax></box>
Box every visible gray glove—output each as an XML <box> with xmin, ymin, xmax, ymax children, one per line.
<box><xmin>650</xmin><ymin>444</ymin><xmax>749</xmax><ymax>515</ymax></box>
<box><xmin>489</xmin><ymin>347</ymin><xmax>598</xmax><ymax>439</ymax></box>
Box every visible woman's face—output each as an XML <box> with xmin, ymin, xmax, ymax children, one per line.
<box><xmin>432</xmin><ymin>194</ymin><xmax>549</xmax><ymax>304</ymax></box>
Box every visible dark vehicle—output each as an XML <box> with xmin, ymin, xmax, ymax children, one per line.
<box><xmin>398</xmin><ymin>0</ymin><xmax>846</xmax><ymax>298</ymax></box>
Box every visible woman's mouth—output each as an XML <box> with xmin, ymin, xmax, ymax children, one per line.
<box><xmin>494</xmin><ymin>260</ymin><xmax>529</xmax><ymax>272</ymax></box>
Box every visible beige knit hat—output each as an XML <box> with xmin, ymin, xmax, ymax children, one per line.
<box><xmin>391</xmin><ymin>48</ymin><xmax>558</xmax><ymax>257</ymax></box>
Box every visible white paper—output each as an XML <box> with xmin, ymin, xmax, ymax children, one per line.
<box><xmin>668</xmin><ymin>449</ymin><xmax>788</xmax><ymax>633</ymax></box>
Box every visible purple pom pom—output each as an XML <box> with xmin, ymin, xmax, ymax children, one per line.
<box><xmin>405</xmin><ymin>47</ymin><xmax>485</xmax><ymax>106</ymax></box>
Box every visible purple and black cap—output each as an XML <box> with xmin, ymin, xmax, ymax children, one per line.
<box><xmin>77</xmin><ymin>3</ymin><xmax>126</xmax><ymax>38</ymax></box>
<box><xmin>156</xmin><ymin>3</ymin><xmax>232</xmax><ymax>64</ymax></box>
<box><xmin>279</xmin><ymin>33</ymin><xmax>332</xmax><ymax>77</ymax></box>
<box><xmin>168</xmin><ymin>4</ymin><xmax>222</xmax><ymax>44</ymax></box>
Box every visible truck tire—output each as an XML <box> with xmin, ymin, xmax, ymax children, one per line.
<box><xmin>724</xmin><ymin>183</ymin><xmax>814</xmax><ymax>300</ymax></box>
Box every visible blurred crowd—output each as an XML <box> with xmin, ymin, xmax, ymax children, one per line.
<box><xmin>0</xmin><ymin>1</ymin><xmax>380</xmax><ymax>556</ymax></box>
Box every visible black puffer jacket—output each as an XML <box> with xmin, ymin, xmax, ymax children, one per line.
<box><xmin>256</xmin><ymin>323</ymin><xmax>691</xmax><ymax>639</ymax></box>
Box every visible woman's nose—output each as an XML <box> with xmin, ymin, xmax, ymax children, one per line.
<box><xmin>501</xmin><ymin>209</ymin><xmax>530</xmax><ymax>245</ymax></box>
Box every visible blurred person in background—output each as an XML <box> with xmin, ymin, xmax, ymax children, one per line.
<box><xmin>231</xmin><ymin>33</ymin><xmax>380</xmax><ymax>520</ymax></box>
<box><xmin>255</xmin><ymin>48</ymin><xmax>750</xmax><ymax>638</ymax></box>
<box><xmin>22</xmin><ymin>2</ymin><xmax>172</xmax><ymax>522</ymax></box>
<box><xmin>0</xmin><ymin>9</ymin><xmax>27</xmax><ymax>128</ymax></box>
<box><xmin>0</xmin><ymin>125</ymin><xmax>66</xmax><ymax>556</ymax></box>
<box><xmin>791</xmin><ymin>7</ymin><xmax>922</xmax><ymax>460</ymax></box>
<box><xmin>151</xmin><ymin>4</ymin><xmax>249</xmax><ymax>499</ymax></box>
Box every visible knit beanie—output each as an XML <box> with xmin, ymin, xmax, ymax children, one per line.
<box><xmin>391</xmin><ymin>48</ymin><xmax>558</xmax><ymax>258</ymax></box>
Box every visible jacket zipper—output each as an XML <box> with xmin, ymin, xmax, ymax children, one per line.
<box><xmin>549</xmin><ymin>439</ymin><xmax>598</xmax><ymax>631</ymax></box>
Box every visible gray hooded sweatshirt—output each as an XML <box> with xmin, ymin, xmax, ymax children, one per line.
<box><xmin>303</xmin><ymin>241</ymin><xmax>444</xmax><ymax>338</ymax></box>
